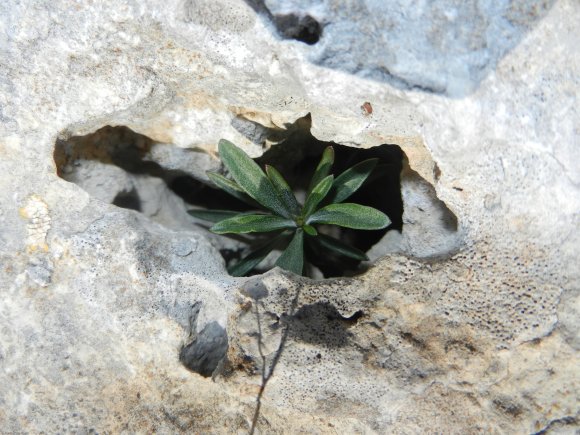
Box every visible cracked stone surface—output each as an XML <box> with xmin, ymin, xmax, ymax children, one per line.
<box><xmin>0</xmin><ymin>0</ymin><xmax>578</xmax><ymax>433</ymax></box>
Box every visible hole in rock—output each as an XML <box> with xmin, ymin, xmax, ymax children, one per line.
<box><xmin>53</xmin><ymin>122</ymin><xmax>403</xmax><ymax>278</ymax></box>
<box><xmin>242</xmin><ymin>1</ymin><xmax>322</xmax><ymax>45</ymax></box>
<box><xmin>54</xmin><ymin>116</ymin><xmax>459</xmax><ymax>279</ymax></box>
<box><xmin>112</xmin><ymin>187</ymin><xmax>141</xmax><ymax>212</ymax></box>
<box><xmin>273</xmin><ymin>13</ymin><xmax>322</xmax><ymax>45</ymax></box>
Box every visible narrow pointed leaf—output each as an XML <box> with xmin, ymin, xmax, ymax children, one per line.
<box><xmin>207</xmin><ymin>172</ymin><xmax>259</xmax><ymax>207</ymax></box>
<box><xmin>211</xmin><ymin>214</ymin><xmax>296</xmax><ymax>234</ymax></box>
<box><xmin>275</xmin><ymin>229</ymin><xmax>304</xmax><ymax>275</ymax></box>
<box><xmin>218</xmin><ymin>139</ymin><xmax>290</xmax><ymax>217</ymax></box>
<box><xmin>265</xmin><ymin>165</ymin><xmax>301</xmax><ymax>215</ymax></box>
<box><xmin>307</xmin><ymin>203</ymin><xmax>390</xmax><ymax>229</ymax></box>
<box><xmin>312</xmin><ymin>234</ymin><xmax>368</xmax><ymax>261</ymax></box>
<box><xmin>228</xmin><ymin>234</ymin><xmax>286</xmax><ymax>277</ymax></box>
<box><xmin>188</xmin><ymin>209</ymin><xmax>241</xmax><ymax>223</ymax></box>
<box><xmin>302</xmin><ymin>175</ymin><xmax>334</xmax><ymax>218</ymax></box>
<box><xmin>308</xmin><ymin>146</ymin><xmax>334</xmax><ymax>193</ymax></box>
<box><xmin>330</xmin><ymin>158</ymin><xmax>379</xmax><ymax>203</ymax></box>
<box><xmin>303</xmin><ymin>225</ymin><xmax>318</xmax><ymax>236</ymax></box>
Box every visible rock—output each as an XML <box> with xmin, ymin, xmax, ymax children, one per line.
<box><xmin>367</xmin><ymin>163</ymin><xmax>463</xmax><ymax>260</ymax></box>
<box><xmin>0</xmin><ymin>0</ymin><xmax>578</xmax><ymax>433</ymax></box>
<box><xmin>261</xmin><ymin>0</ymin><xmax>556</xmax><ymax>97</ymax></box>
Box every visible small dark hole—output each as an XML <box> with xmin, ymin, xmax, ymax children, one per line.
<box><xmin>112</xmin><ymin>188</ymin><xmax>141</xmax><ymax>212</ymax></box>
<box><xmin>274</xmin><ymin>13</ymin><xmax>322</xmax><ymax>45</ymax></box>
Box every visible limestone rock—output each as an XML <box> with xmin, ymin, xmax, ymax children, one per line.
<box><xmin>261</xmin><ymin>0</ymin><xmax>557</xmax><ymax>96</ymax></box>
<box><xmin>0</xmin><ymin>0</ymin><xmax>578</xmax><ymax>433</ymax></box>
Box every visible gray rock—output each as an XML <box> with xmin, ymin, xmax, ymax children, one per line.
<box><xmin>368</xmin><ymin>164</ymin><xmax>463</xmax><ymax>260</ymax></box>
<box><xmin>180</xmin><ymin>302</ymin><xmax>229</xmax><ymax>377</ymax></box>
<box><xmin>261</xmin><ymin>0</ymin><xmax>556</xmax><ymax>96</ymax></box>
<box><xmin>0</xmin><ymin>0</ymin><xmax>578</xmax><ymax>433</ymax></box>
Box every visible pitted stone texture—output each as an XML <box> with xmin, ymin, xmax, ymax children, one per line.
<box><xmin>0</xmin><ymin>0</ymin><xmax>578</xmax><ymax>433</ymax></box>
<box><xmin>227</xmin><ymin>265</ymin><xmax>575</xmax><ymax>433</ymax></box>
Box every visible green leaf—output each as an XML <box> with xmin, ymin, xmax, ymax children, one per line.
<box><xmin>312</xmin><ymin>234</ymin><xmax>368</xmax><ymax>261</ymax></box>
<box><xmin>228</xmin><ymin>234</ymin><xmax>286</xmax><ymax>276</ymax></box>
<box><xmin>188</xmin><ymin>209</ymin><xmax>241</xmax><ymax>223</ymax></box>
<box><xmin>275</xmin><ymin>229</ymin><xmax>304</xmax><ymax>275</ymax></box>
<box><xmin>218</xmin><ymin>139</ymin><xmax>290</xmax><ymax>217</ymax></box>
<box><xmin>211</xmin><ymin>214</ymin><xmax>296</xmax><ymax>234</ymax></box>
<box><xmin>207</xmin><ymin>172</ymin><xmax>258</xmax><ymax>207</ymax></box>
<box><xmin>265</xmin><ymin>165</ymin><xmax>301</xmax><ymax>215</ymax></box>
<box><xmin>308</xmin><ymin>146</ymin><xmax>334</xmax><ymax>193</ymax></box>
<box><xmin>307</xmin><ymin>203</ymin><xmax>390</xmax><ymax>230</ymax></box>
<box><xmin>303</xmin><ymin>225</ymin><xmax>318</xmax><ymax>236</ymax></box>
<box><xmin>302</xmin><ymin>175</ymin><xmax>334</xmax><ymax>218</ymax></box>
<box><xmin>330</xmin><ymin>158</ymin><xmax>378</xmax><ymax>203</ymax></box>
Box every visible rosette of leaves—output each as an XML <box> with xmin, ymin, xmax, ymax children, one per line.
<box><xmin>189</xmin><ymin>139</ymin><xmax>391</xmax><ymax>277</ymax></box>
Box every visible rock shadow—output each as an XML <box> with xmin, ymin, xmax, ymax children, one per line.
<box><xmin>284</xmin><ymin>302</ymin><xmax>363</xmax><ymax>348</ymax></box>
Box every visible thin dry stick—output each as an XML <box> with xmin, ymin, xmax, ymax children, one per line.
<box><xmin>249</xmin><ymin>301</ymin><xmax>267</xmax><ymax>434</ymax></box>
<box><xmin>249</xmin><ymin>286</ymin><xmax>301</xmax><ymax>434</ymax></box>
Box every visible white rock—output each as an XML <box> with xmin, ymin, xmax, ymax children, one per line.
<box><xmin>0</xmin><ymin>0</ymin><xmax>578</xmax><ymax>433</ymax></box>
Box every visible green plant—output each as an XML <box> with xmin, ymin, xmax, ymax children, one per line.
<box><xmin>189</xmin><ymin>139</ymin><xmax>391</xmax><ymax>277</ymax></box>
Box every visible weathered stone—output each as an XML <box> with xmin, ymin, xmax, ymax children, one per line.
<box><xmin>0</xmin><ymin>0</ymin><xmax>578</xmax><ymax>433</ymax></box>
<box><xmin>262</xmin><ymin>0</ymin><xmax>557</xmax><ymax>96</ymax></box>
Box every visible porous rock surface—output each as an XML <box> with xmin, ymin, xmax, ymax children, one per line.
<box><xmin>0</xmin><ymin>0</ymin><xmax>578</xmax><ymax>433</ymax></box>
